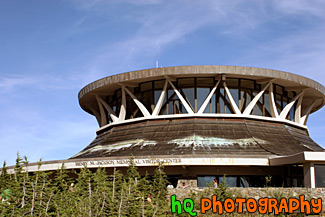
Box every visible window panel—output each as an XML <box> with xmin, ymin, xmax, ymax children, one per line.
<box><xmin>219</xmin><ymin>176</ymin><xmax>237</xmax><ymax>187</ymax></box>
<box><xmin>275</xmin><ymin>94</ymin><xmax>282</xmax><ymax>114</ymax></box>
<box><xmin>182</xmin><ymin>88</ymin><xmax>195</xmax><ymax>110</ymax></box>
<box><xmin>197</xmin><ymin>88</ymin><xmax>210</xmax><ymax>112</ymax></box>
<box><xmin>240</xmin><ymin>177</ymin><xmax>250</xmax><ymax>187</ymax></box>
<box><xmin>218</xmin><ymin>88</ymin><xmax>225</xmax><ymax>113</ymax></box>
<box><xmin>142</xmin><ymin>91</ymin><xmax>154</xmax><ymax>113</ymax></box>
<box><xmin>252</xmin><ymin>91</ymin><xmax>263</xmax><ymax>116</ymax></box>
<box><xmin>197</xmin><ymin>176</ymin><xmax>216</xmax><ymax>187</ymax></box>
<box><xmin>315</xmin><ymin>165</ymin><xmax>325</xmax><ymax>187</ymax></box>
<box><xmin>229</xmin><ymin>88</ymin><xmax>239</xmax><ymax>107</ymax></box>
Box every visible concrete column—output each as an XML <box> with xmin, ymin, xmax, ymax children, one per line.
<box><xmin>303</xmin><ymin>162</ymin><xmax>315</xmax><ymax>188</ymax></box>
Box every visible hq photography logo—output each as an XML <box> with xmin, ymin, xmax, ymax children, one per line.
<box><xmin>170</xmin><ymin>195</ymin><xmax>322</xmax><ymax>216</ymax></box>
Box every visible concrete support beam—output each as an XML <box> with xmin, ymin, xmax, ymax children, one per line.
<box><xmin>168</xmin><ymin>80</ymin><xmax>194</xmax><ymax>114</ymax></box>
<box><xmin>152</xmin><ymin>80</ymin><xmax>168</xmax><ymax>116</ymax></box>
<box><xmin>197</xmin><ymin>80</ymin><xmax>220</xmax><ymax>114</ymax></box>
<box><xmin>304</xmin><ymin>162</ymin><xmax>315</xmax><ymax>188</ymax></box>
<box><xmin>243</xmin><ymin>81</ymin><xmax>272</xmax><ymax>115</ymax></box>
<box><xmin>123</xmin><ymin>86</ymin><xmax>151</xmax><ymax>117</ymax></box>
<box><xmin>119</xmin><ymin>87</ymin><xmax>126</xmax><ymax>121</ymax></box>
<box><xmin>280</xmin><ymin>90</ymin><xmax>304</xmax><ymax>119</ymax></box>
<box><xmin>269</xmin><ymin>84</ymin><xmax>279</xmax><ymax>118</ymax></box>
<box><xmin>223</xmin><ymin>82</ymin><xmax>241</xmax><ymax>114</ymax></box>
<box><xmin>301</xmin><ymin>101</ymin><xmax>316</xmax><ymax>125</ymax></box>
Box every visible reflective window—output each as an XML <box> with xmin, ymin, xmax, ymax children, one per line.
<box><xmin>103</xmin><ymin>77</ymin><xmax>296</xmax><ymax>121</ymax></box>
<box><xmin>219</xmin><ymin>176</ymin><xmax>237</xmax><ymax>187</ymax></box>
<box><xmin>197</xmin><ymin>176</ymin><xmax>216</xmax><ymax>187</ymax></box>
<box><xmin>197</xmin><ymin>88</ymin><xmax>210</xmax><ymax>112</ymax></box>
<box><xmin>315</xmin><ymin>165</ymin><xmax>325</xmax><ymax>187</ymax></box>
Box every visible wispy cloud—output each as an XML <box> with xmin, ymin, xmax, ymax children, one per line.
<box><xmin>271</xmin><ymin>0</ymin><xmax>325</xmax><ymax>17</ymax></box>
<box><xmin>77</xmin><ymin>1</ymin><xmax>261</xmax><ymax>80</ymax></box>
<box><xmin>73</xmin><ymin>0</ymin><xmax>325</xmax><ymax>78</ymax></box>
<box><xmin>0</xmin><ymin>77</ymin><xmax>38</xmax><ymax>92</ymax></box>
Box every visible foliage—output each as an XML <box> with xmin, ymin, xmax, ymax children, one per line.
<box><xmin>0</xmin><ymin>156</ymin><xmax>169</xmax><ymax>216</ymax></box>
<box><xmin>213</xmin><ymin>175</ymin><xmax>235</xmax><ymax>202</ymax></box>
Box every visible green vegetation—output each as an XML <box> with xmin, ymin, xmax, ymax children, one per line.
<box><xmin>0</xmin><ymin>156</ymin><xmax>322</xmax><ymax>216</ymax></box>
<box><xmin>0</xmin><ymin>154</ymin><xmax>169</xmax><ymax>216</ymax></box>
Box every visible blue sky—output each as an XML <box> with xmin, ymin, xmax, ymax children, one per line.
<box><xmin>1</xmin><ymin>0</ymin><xmax>325</xmax><ymax>165</ymax></box>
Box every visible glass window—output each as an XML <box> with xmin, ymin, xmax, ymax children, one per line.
<box><xmin>182</xmin><ymin>88</ymin><xmax>195</xmax><ymax>111</ymax></box>
<box><xmin>103</xmin><ymin>78</ymin><xmax>300</xmax><ymax>121</ymax></box>
<box><xmin>142</xmin><ymin>91</ymin><xmax>154</xmax><ymax>113</ymax></box>
<box><xmin>252</xmin><ymin>91</ymin><xmax>263</xmax><ymax>116</ymax></box>
<box><xmin>154</xmin><ymin>90</ymin><xmax>164</xmax><ymax>106</ymax></box>
<box><xmin>218</xmin><ymin>88</ymin><xmax>225</xmax><ymax>114</ymax></box>
<box><xmin>239</xmin><ymin>177</ymin><xmax>249</xmax><ymax>187</ymax></box>
<box><xmin>315</xmin><ymin>165</ymin><xmax>325</xmax><ymax>187</ymax></box>
<box><xmin>217</xmin><ymin>87</ymin><xmax>233</xmax><ymax>114</ymax></box>
<box><xmin>197</xmin><ymin>88</ymin><xmax>210</xmax><ymax>112</ymax></box>
<box><xmin>126</xmin><ymin>95</ymin><xmax>139</xmax><ymax>119</ymax></box>
<box><xmin>219</xmin><ymin>176</ymin><xmax>237</xmax><ymax>187</ymax></box>
<box><xmin>197</xmin><ymin>176</ymin><xmax>216</xmax><ymax>187</ymax></box>
<box><xmin>275</xmin><ymin>94</ymin><xmax>282</xmax><ymax>114</ymax></box>
<box><xmin>229</xmin><ymin>88</ymin><xmax>239</xmax><ymax>108</ymax></box>
<box><xmin>263</xmin><ymin>92</ymin><xmax>271</xmax><ymax>117</ymax></box>
<box><xmin>239</xmin><ymin>89</ymin><xmax>251</xmax><ymax>112</ymax></box>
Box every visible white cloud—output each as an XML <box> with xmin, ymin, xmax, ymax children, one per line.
<box><xmin>0</xmin><ymin>77</ymin><xmax>38</xmax><ymax>92</ymax></box>
<box><xmin>272</xmin><ymin>0</ymin><xmax>325</xmax><ymax>17</ymax></box>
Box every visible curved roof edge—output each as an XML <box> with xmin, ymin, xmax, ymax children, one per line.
<box><xmin>78</xmin><ymin>65</ymin><xmax>325</xmax><ymax>100</ymax></box>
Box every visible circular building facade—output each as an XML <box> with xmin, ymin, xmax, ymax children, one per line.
<box><xmin>70</xmin><ymin>65</ymin><xmax>325</xmax><ymax>187</ymax></box>
<box><xmin>5</xmin><ymin>65</ymin><xmax>325</xmax><ymax>188</ymax></box>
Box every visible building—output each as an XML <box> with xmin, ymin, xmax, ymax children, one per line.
<box><xmin>4</xmin><ymin>65</ymin><xmax>325</xmax><ymax>188</ymax></box>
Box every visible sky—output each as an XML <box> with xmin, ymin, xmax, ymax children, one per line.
<box><xmin>0</xmin><ymin>0</ymin><xmax>325</xmax><ymax>166</ymax></box>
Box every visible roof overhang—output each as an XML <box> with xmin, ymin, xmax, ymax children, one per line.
<box><xmin>2</xmin><ymin>156</ymin><xmax>270</xmax><ymax>174</ymax></box>
<box><xmin>269</xmin><ymin>151</ymin><xmax>325</xmax><ymax>166</ymax></box>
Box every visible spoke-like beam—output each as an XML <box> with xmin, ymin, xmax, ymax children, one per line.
<box><xmin>223</xmin><ymin>82</ymin><xmax>241</xmax><ymax>114</ymax></box>
<box><xmin>243</xmin><ymin>81</ymin><xmax>272</xmax><ymax>115</ymax></box>
<box><xmin>152</xmin><ymin>80</ymin><xmax>168</xmax><ymax>116</ymax></box>
<box><xmin>279</xmin><ymin>90</ymin><xmax>304</xmax><ymax>119</ymax></box>
<box><xmin>197</xmin><ymin>80</ymin><xmax>220</xmax><ymax>114</ymax></box>
<box><xmin>269</xmin><ymin>84</ymin><xmax>279</xmax><ymax>118</ymax></box>
<box><xmin>294</xmin><ymin>92</ymin><xmax>304</xmax><ymax>123</ymax></box>
<box><xmin>95</xmin><ymin>95</ymin><xmax>118</xmax><ymax>122</ymax></box>
<box><xmin>300</xmin><ymin>101</ymin><xmax>316</xmax><ymax>125</ymax></box>
<box><xmin>119</xmin><ymin>87</ymin><xmax>126</xmax><ymax>121</ymax></box>
<box><xmin>168</xmin><ymin>80</ymin><xmax>194</xmax><ymax>114</ymax></box>
<box><xmin>95</xmin><ymin>96</ymin><xmax>107</xmax><ymax>127</ymax></box>
<box><xmin>123</xmin><ymin>86</ymin><xmax>151</xmax><ymax>117</ymax></box>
